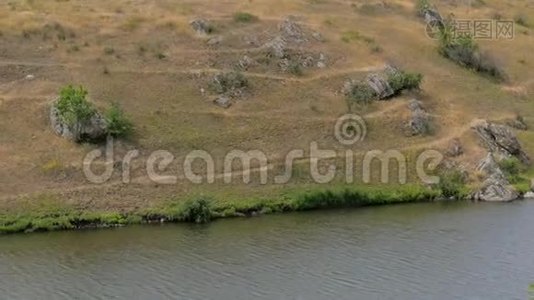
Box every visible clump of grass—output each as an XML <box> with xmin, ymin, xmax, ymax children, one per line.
<box><xmin>56</xmin><ymin>85</ymin><xmax>95</xmax><ymax>126</ymax></box>
<box><xmin>104</xmin><ymin>102</ymin><xmax>133</xmax><ymax>138</ymax></box>
<box><xmin>341</xmin><ymin>30</ymin><xmax>374</xmax><ymax>44</ymax></box>
<box><xmin>103</xmin><ymin>46</ymin><xmax>115</xmax><ymax>55</ymax></box>
<box><xmin>233</xmin><ymin>12</ymin><xmax>258</xmax><ymax>23</ymax></box>
<box><xmin>208</xmin><ymin>72</ymin><xmax>248</xmax><ymax>94</ymax></box>
<box><xmin>155</xmin><ymin>52</ymin><xmax>166</xmax><ymax>60</ymax></box>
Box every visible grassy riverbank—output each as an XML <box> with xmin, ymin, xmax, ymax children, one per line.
<box><xmin>0</xmin><ymin>184</ymin><xmax>440</xmax><ymax>234</ymax></box>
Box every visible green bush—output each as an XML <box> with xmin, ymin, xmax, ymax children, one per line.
<box><xmin>435</xmin><ymin>169</ymin><xmax>466</xmax><ymax>199</ymax></box>
<box><xmin>56</xmin><ymin>85</ymin><xmax>95</xmax><ymax>126</ymax></box>
<box><xmin>287</xmin><ymin>61</ymin><xmax>303</xmax><ymax>76</ymax></box>
<box><xmin>387</xmin><ymin>70</ymin><xmax>423</xmax><ymax>93</ymax></box>
<box><xmin>105</xmin><ymin>102</ymin><xmax>133</xmax><ymax>138</ymax></box>
<box><xmin>347</xmin><ymin>83</ymin><xmax>376</xmax><ymax>103</ymax></box>
<box><xmin>233</xmin><ymin>12</ymin><xmax>258</xmax><ymax>23</ymax></box>
<box><xmin>180</xmin><ymin>197</ymin><xmax>213</xmax><ymax>224</ymax></box>
<box><xmin>498</xmin><ymin>157</ymin><xmax>525</xmax><ymax>183</ymax></box>
<box><xmin>208</xmin><ymin>72</ymin><xmax>248</xmax><ymax>94</ymax></box>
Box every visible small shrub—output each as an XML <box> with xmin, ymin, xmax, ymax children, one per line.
<box><xmin>387</xmin><ymin>70</ymin><xmax>423</xmax><ymax>93</ymax></box>
<box><xmin>287</xmin><ymin>61</ymin><xmax>303</xmax><ymax>76</ymax></box>
<box><xmin>56</xmin><ymin>85</ymin><xmax>95</xmax><ymax>126</ymax></box>
<box><xmin>233</xmin><ymin>12</ymin><xmax>258</xmax><ymax>23</ymax></box>
<box><xmin>208</xmin><ymin>72</ymin><xmax>248</xmax><ymax>94</ymax></box>
<box><xmin>435</xmin><ymin>169</ymin><xmax>466</xmax><ymax>199</ymax></box>
<box><xmin>347</xmin><ymin>83</ymin><xmax>376</xmax><ymax>103</ymax></box>
<box><xmin>155</xmin><ymin>52</ymin><xmax>166</xmax><ymax>60</ymax></box>
<box><xmin>105</xmin><ymin>102</ymin><xmax>133</xmax><ymax>138</ymax></box>
<box><xmin>180</xmin><ymin>197</ymin><xmax>213</xmax><ymax>223</ymax></box>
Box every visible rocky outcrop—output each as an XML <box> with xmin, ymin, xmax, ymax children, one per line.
<box><xmin>472</xmin><ymin>153</ymin><xmax>519</xmax><ymax>202</ymax></box>
<box><xmin>50</xmin><ymin>103</ymin><xmax>107</xmax><ymax>143</ymax></box>
<box><xmin>278</xmin><ymin>17</ymin><xmax>307</xmax><ymax>43</ymax></box>
<box><xmin>472</xmin><ymin>120</ymin><xmax>530</xmax><ymax>164</ymax></box>
<box><xmin>405</xmin><ymin>99</ymin><xmax>430</xmax><ymax>136</ymax></box>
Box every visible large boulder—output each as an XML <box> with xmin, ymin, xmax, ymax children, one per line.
<box><xmin>50</xmin><ymin>104</ymin><xmax>107</xmax><ymax>143</ymax></box>
<box><xmin>472</xmin><ymin>153</ymin><xmax>519</xmax><ymax>202</ymax></box>
<box><xmin>366</xmin><ymin>74</ymin><xmax>394</xmax><ymax>100</ymax></box>
<box><xmin>472</xmin><ymin>120</ymin><xmax>530</xmax><ymax>164</ymax></box>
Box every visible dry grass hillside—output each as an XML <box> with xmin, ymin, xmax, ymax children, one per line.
<box><xmin>0</xmin><ymin>0</ymin><xmax>533</xmax><ymax>213</ymax></box>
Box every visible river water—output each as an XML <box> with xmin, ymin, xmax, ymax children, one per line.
<box><xmin>1</xmin><ymin>201</ymin><xmax>534</xmax><ymax>300</ymax></box>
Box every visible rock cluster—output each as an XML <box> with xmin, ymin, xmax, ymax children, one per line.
<box><xmin>405</xmin><ymin>99</ymin><xmax>430</xmax><ymax>136</ymax></box>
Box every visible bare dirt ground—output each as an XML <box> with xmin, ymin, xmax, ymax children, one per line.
<box><xmin>0</xmin><ymin>0</ymin><xmax>532</xmax><ymax>212</ymax></box>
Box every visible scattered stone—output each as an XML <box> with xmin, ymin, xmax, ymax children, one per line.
<box><xmin>189</xmin><ymin>18</ymin><xmax>212</xmax><ymax>35</ymax></box>
<box><xmin>406</xmin><ymin>99</ymin><xmax>430</xmax><ymax>136</ymax></box>
<box><xmin>206</xmin><ymin>35</ymin><xmax>223</xmax><ymax>46</ymax></box>
<box><xmin>506</xmin><ymin>115</ymin><xmax>528</xmax><ymax>131</ymax></box>
<box><xmin>317</xmin><ymin>53</ymin><xmax>327</xmax><ymax>68</ymax></box>
<box><xmin>25</xmin><ymin>74</ymin><xmax>35</xmax><ymax>80</ymax></box>
<box><xmin>366</xmin><ymin>74</ymin><xmax>394</xmax><ymax>100</ymax></box>
<box><xmin>446</xmin><ymin>138</ymin><xmax>464</xmax><ymax>157</ymax></box>
<box><xmin>236</xmin><ymin>55</ymin><xmax>254</xmax><ymax>70</ymax></box>
<box><xmin>264</xmin><ymin>36</ymin><xmax>286</xmax><ymax>58</ymax></box>
<box><xmin>524</xmin><ymin>191</ymin><xmax>534</xmax><ymax>199</ymax></box>
<box><xmin>311</xmin><ymin>31</ymin><xmax>325</xmax><ymax>42</ymax></box>
<box><xmin>50</xmin><ymin>103</ymin><xmax>107</xmax><ymax>142</ymax></box>
<box><xmin>200</xmin><ymin>88</ymin><xmax>205</xmax><ymax>95</ymax></box>
<box><xmin>301</xmin><ymin>56</ymin><xmax>314</xmax><ymax>68</ymax></box>
<box><xmin>472</xmin><ymin>120</ymin><xmax>530</xmax><ymax>164</ymax></box>
<box><xmin>213</xmin><ymin>96</ymin><xmax>231</xmax><ymax>109</ymax></box>
<box><xmin>278</xmin><ymin>17</ymin><xmax>307</xmax><ymax>43</ymax></box>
